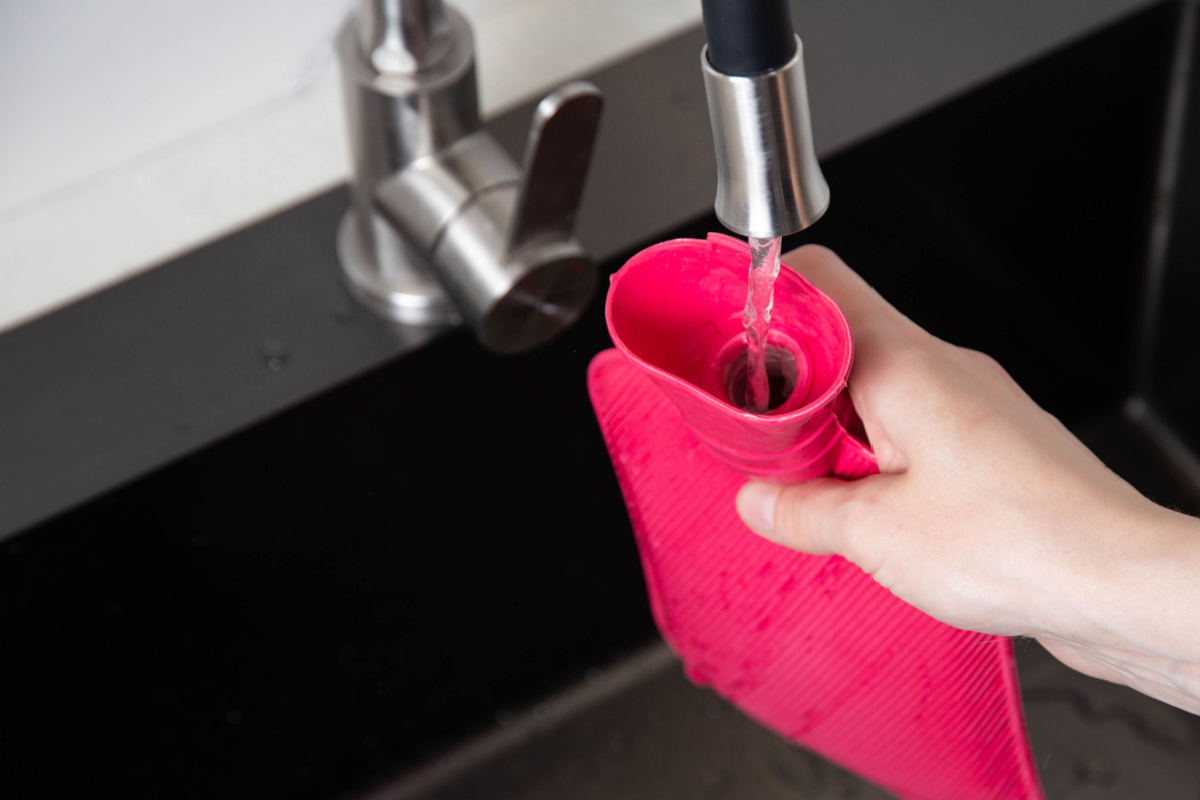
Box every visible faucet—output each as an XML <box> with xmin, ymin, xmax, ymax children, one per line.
<box><xmin>700</xmin><ymin>0</ymin><xmax>829</xmax><ymax>239</ymax></box>
<box><xmin>335</xmin><ymin>0</ymin><xmax>602</xmax><ymax>354</ymax></box>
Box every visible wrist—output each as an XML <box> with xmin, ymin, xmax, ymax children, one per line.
<box><xmin>1077</xmin><ymin>501</ymin><xmax>1198</xmax><ymax>649</ymax></box>
<box><xmin>1130</xmin><ymin>506</ymin><xmax>1200</xmax><ymax>658</ymax></box>
<box><xmin>1040</xmin><ymin>499</ymin><xmax>1200</xmax><ymax>710</ymax></box>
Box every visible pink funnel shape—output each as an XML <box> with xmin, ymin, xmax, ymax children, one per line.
<box><xmin>605</xmin><ymin>233</ymin><xmax>874</xmax><ymax>482</ymax></box>
<box><xmin>589</xmin><ymin>233</ymin><xmax>1043</xmax><ymax>800</ymax></box>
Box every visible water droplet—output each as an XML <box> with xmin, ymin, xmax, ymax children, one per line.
<box><xmin>256</xmin><ymin>339</ymin><xmax>291</xmax><ymax>371</ymax></box>
<box><xmin>1073</xmin><ymin>753</ymin><xmax>1115</xmax><ymax>788</ymax></box>
<box><xmin>330</xmin><ymin>305</ymin><xmax>357</xmax><ymax>326</ymax></box>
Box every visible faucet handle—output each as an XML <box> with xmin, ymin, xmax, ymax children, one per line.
<box><xmin>508</xmin><ymin>82</ymin><xmax>604</xmax><ymax>255</ymax></box>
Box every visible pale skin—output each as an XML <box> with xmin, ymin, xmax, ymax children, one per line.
<box><xmin>736</xmin><ymin>245</ymin><xmax>1200</xmax><ymax>715</ymax></box>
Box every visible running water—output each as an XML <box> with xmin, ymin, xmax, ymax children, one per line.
<box><xmin>743</xmin><ymin>236</ymin><xmax>783</xmax><ymax>413</ymax></box>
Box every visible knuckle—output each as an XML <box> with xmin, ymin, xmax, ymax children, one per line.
<box><xmin>959</xmin><ymin>346</ymin><xmax>1010</xmax><ymax>378</ymax></box>
<box><xmin>955</xmin><ymin>346</ymin><xmax>1027</xmax><ymax>403</ymax></box>
<box><xmin>773</xmin><ymin>485</ymin><xmax>812</xmax><ymax>538</ymax></box>
<box><xmin>772</xmin><ymin>483</ymin><xmax>836</xmax><ymax>552</ymax></box>
<box><xmin>836</xmin><ymin>490</ymin><xmax>888</xmax><ymax>566</ymax></box>
<box><xmin>774</xmin><ymin>481</ymin><xmax>878</xmax><ymax>557</ymax></box>
<box><xmin>882</xmin><ymin>340</ymin><xmax>940</xmax><ymax>392</ymax></box>
<box><xmin>836</xmin><ymin>489</ymin><xmax>880</xmax><ymax>539</ymax></box>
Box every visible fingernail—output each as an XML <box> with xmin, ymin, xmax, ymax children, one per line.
<box><xmin>737</xmin><ymin>482</ymin><xmax>781</xmax><ymax>534</ymax></box>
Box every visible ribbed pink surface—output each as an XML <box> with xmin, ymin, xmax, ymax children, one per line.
<box><xmin>589</xmin><ymin>349</ymin><xmax>1043</xmax><ymax>800</ymax></box>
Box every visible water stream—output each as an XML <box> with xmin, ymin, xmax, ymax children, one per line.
<box><xmin>743</xmin><ymin>236</ymin><xmax>783</xmax><ymax>413</ymax></box>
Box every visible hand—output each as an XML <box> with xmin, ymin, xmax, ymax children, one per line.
<box><xmin>736</xmin><ymin>245</ymin><xmax>1200</xmax><ymax>714</ymax></box>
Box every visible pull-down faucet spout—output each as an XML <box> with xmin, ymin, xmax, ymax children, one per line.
<box><xmin>700</xmin><ymin>0</ymin><xmax>829</xmax><ymax>239</ymax></box>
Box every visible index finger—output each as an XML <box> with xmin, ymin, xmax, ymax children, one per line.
<box><xmin>781</xmin><ymin>245</ymin><xmax>930</xmax><ymax>463</ymax></box>
<box><xmin>780</xmin><ymin>245</ymin><xmax>917</xmax><ymax>354</ymax></box>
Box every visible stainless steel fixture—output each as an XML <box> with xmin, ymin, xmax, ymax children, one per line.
<box><xmin>702</xmin><ymin>36</ymin><xmax>830</xmax><ymax>238</ymax></box>
<box><xmin>699</xmin><ymin>0</ymin><xmax>829</xmax><ymax>240</ymax></box>
<box><xmin>336</xmin><ymin>0</ymin><xmax>603</xmax><ymax>354</ymax></box>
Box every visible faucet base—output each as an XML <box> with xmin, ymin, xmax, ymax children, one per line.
<box><xmin>336</xmin><ymin>209</ymin><xmax>462</xmax><ymax>328</ymax></box>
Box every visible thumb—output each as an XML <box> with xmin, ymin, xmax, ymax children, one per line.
<box><xmin>736</xmin><ymin>475</ymin><xmax>897</xmax><ymax>562</ymax></box>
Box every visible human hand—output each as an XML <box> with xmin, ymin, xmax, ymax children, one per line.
<box><xmin>735</xmin><ymin>245</ymin><xmax>1200</xmax><ymax>714</ymax></box>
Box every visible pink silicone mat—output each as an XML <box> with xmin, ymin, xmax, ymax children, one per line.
<box><xmin>588</xmin><ymin>349</ymin><xmax>1044</xmax><ymax>800</ymax></box>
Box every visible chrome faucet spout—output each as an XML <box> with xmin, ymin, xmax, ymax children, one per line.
<box><xmin>336</xmin><ymin>0</ymin><xmax>602</xmax><ymax>354</ymax></box>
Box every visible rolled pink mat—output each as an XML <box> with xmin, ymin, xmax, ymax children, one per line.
<box><xmin>588</xmin><ymin>233</ymin><xmax>1043</xmax><ymax>800</ymax></box>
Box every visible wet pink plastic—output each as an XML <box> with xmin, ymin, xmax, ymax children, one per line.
<box><xmin>605</xmin><ymin>233</ymin><xmax>875</xmax><ymax>482</ymax></box>
<box><xmin>588</xmin><ymin>234</ymin><xmax>1044</xmax><ymax>800</ymax></box>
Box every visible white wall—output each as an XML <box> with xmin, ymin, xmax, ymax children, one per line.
<box><xmin>0</xmin><ymin>0</ymin><xmax>701</xmax><ymax>335</ymax></box>
<box><xmin>0</xmin><ymin>0</ymin><xmax>508</xmax><ymax>215</ymax></box>
<box><xmin>0</xmin><ymin>0</ymin><xmax>1162</xmax><ymax>337</ymax></box>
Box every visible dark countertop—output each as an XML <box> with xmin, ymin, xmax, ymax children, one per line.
<box><xmin>5</xmin><ymin>4</ymin><xmax>1200</xmax><ymax>800</ymax></box>
<box><xmin>0</xmin><ymin>0</ymin><xmax>1168</xmax><ymax>542</ymax></box>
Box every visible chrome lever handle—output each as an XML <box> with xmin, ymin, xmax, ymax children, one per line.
<box><xmin>507</xmin><ymin>82</ymin><xmax>604</xmax><ymax>255</ymax></box>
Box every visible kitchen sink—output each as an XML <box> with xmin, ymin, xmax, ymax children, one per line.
<box><xmin>3</xmin><ymin>3</ymin><xmax>1200</xmax><ymax>799</ymax></box>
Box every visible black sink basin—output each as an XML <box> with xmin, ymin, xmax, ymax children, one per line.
<box><xmin>4</xmin><ymin>3</ymin><xmax>1200</xmax><ymax>799</ymax></box>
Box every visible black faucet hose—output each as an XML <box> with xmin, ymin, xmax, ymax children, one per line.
<box><xmin>700</xmin><ymin>0</ymin><xmax>797</xmax><ymax>76</ymax></box>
